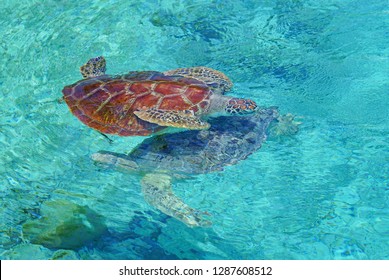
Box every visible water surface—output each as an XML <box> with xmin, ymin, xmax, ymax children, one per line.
<box><xmin>0</xmin><ymin>0</ymin><xmax>388</xmax><ymax>259</ymax></box>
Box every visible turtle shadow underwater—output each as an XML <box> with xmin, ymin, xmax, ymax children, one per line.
<box><xmin>92</xmin><ymin>108</ymin><xmax>299</xmax><ymax>227</ymax></box>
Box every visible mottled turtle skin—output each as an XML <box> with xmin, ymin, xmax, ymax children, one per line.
<box><xmin>92</xmin><ymin>107</ymin><xmax>285</xmax><ymax>227</ymax></box>
<box><xmin>62</xmin><ymin>57</ymin><xmax>258</xmax><ymax>136</ymax></box>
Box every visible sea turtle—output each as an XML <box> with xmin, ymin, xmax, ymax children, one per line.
<box><xmin>62</xmin><ymin>56</ymin><xmax>258</xmax><ymax>136</ymax></box>
<box><xmin>92</xmin><ymin>107</ymin><xmax>300</xmax><ymax>227</ymax></box>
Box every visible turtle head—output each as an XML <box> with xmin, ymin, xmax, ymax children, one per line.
<box><xmin>80</xmin><ymin>56</ymin><xmax>106</xmax><ymax>78</ymax></box>
<box><xmin>225</xmin><ymin>98</ymin><xmax>258</xmax><ymax>115</ymax></box>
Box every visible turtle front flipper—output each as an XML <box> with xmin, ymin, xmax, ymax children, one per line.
<box><xmin>141</xmin><ymin>174</ymin><xmax>212</xmax><ymax>227</ymax></box>
<box><xmin>80</xmin><ymin>56</ymin><xmax>106</xmax><ymax>78</ymax></box>
<box><xmin>134</xmin><ymin>108</ymin><xmax>210</xmax><ymax>130</ymax></box>
<box><xmin>164</xmin><ymin>66</ymin><xmax>233</xmax><ymax>93</ymax></box>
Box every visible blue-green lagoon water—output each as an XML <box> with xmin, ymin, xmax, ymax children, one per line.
<box><xmin>0</xmin><ymin>0</ymin><xmax>388</xmax><ymax>259</ymax></box>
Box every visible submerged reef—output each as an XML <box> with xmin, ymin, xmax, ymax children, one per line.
<box><xmin>22</xmin><ymin>200</ymin><xmax>107</xmax><ymax>250</ymax></box>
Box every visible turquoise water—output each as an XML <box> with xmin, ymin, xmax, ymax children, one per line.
<box><xmin>1</xmin><ymin>0</ymin><xmax>388</xmax><ymax>259</ymax></box>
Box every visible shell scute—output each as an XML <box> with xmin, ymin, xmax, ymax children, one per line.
<box><xmin>184</xmin><ymin>86</ymin><xmax>210</xmax><ymax>104</ymax></box>
<box><xmin>98</xmin><ymin>94</ymin><xmax>136</xmax><ymax>125</ymax></box>
<box><xmin>109</xmin><ymin>92</ymin><xmax>136</xmax><ymax>105</ymax></box>
<box><xmin>159</xmin><ymin>95</ymin><xmax>189</xmax><ymax>110</ymax></box>
<box><xmin>129</xmin><ymin>82</ymin><xmax>153</xmax><ymax>95</ymax></box>
<box><xmin>70</xmin><ymin>107</ymin><xmax>90</xmax><ymax>124</ymax></box>
<box><xmin>103</xmin><ymin>81</ymin><xmax>127</xmax><ymax>93</ymax></box>
<box><xmin>80</xmin><ymin>89</ymin><xmax>110</xmax><ymax>112</ymax></box>
<box><xmin>131</xmin><ymin>93</ymin><xmax>161</xmax><ymax>110</ymax></box>
<box><xmin>62</xmin><ymin>86</ymin><xmax>73</xmax><ymax>97</ymax></box>
<box><xmin>63</xmin><ymin>94</ymin><xmax>77</xmax><ymax>108</ymax></box>
<box><xmin>154</xmin><ymin>82</ymin><xmax>185</xmax><ymax>96</ymax></box>
<box><xmin>68</xmin><ymin>79</ymin><xmax>101</xmax><ymax>99</ymax></box>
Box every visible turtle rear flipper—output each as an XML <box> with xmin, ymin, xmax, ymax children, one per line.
<box><xmin>80</xmin><ymin>56</ymin><xmax>106</xmax><ymax>78</ymax></box>
<box><xmin>134</xmin><ymin>108</ymin><xmax>210</xmax><ymax>130</ymax></box>
<box><xmin>141</xmin><ymin>174</ymin><xmax>212</xmax><ymax>227</ymax></box>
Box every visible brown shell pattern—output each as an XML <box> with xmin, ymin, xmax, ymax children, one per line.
<box><xmin>62</xmin><ymin>71</ymin><xmax>212</xmax><ymax>136</ymax></box>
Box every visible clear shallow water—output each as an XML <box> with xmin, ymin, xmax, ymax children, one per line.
<box><xmin>0</xmin><ymin>0</ymin><xmax>388</xmax><ymax>259</ymax></box>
